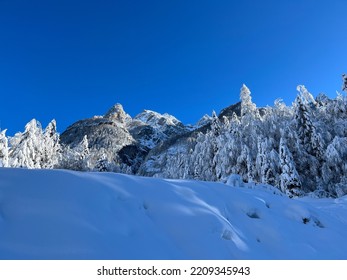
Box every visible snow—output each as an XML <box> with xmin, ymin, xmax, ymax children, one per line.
<box><xmin>1</xmin><ymin>167</ymin><xmax>347</xmax><ymax>259</ymax></box>
<box><xmin>134</xmin><ymin>110</ymin><xmax>182</xmax><ymax>129</ymax></box>
<box><xmin>194</xmin><ymin>114</ymin><xmax>212</xmax><ymax>128</ymax></box>
<box><xmin>226</xmin><ymin>174</ymin><xmax>244</xmax><ymax>188</ymax></box>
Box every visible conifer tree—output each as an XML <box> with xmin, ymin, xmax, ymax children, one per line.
<box><xmin>235</xmin><ymin>144</ymin><xmax>251</xmax><ymax>182</ymax></box>
<box><xmin>211</xmin><ymin>111</ymin><xmax>221</xmax><ymax>137</ymax></box>
<box><xmin>0</xmin><ymin>129</ymin><xmax>9</xmax><ymax>167</ymax></box>
<box><xmin>41</xmin><ymin>120</ymin><xmax>61</xmax><ymax>169</ymax></box>
<box><xmin>210</xmin><ymin>111</ymin><xmax>222</xmax><ymax>179</ymax></box>
<box><xmin>342</xmin><ymin>74</ymin><xmax>347</xmax><ymax>92</ymax></box>
<box><xmin>296</xmin><ymin>85</ymin><xmax>317</xmax><ymax>105</ymax></box>
<box><xmin>58</xmin><ymin>135</ymin><xmax>90</xmax><ymax>171</ymax></box>
<box><xmin>9</xmin><ymin>119</ymin><xmax>43</xmax><ymax>168</ymax></box>
<box><xmin>240</xmin><ymin>84</ymin><xmax>259</xmax><ymax>121</ymax></box>
<box><xmin>279</xmin><ymin>136</ymin><xmax>302</xmax><ymax>196</ymax></box>
<box><xmin>267</xmin><ymin>149</ymin><xmax>280</xmax><ymax>186</ymax></box>
<box><xmin>294</xmin><ymin>93</ymin><xmax>324</xmax><ymax>159</ymax></box>
<box><xmin>190</xmin><ymin>131</ymin><xmax>217</xmax><ymax>181</ymax></box>
<box><xmin>322</xmin><ymin>136</ymin><xmax>347</xmax><ymax>196</ymax></box>
<box><xmin>94</xmin><ymin>153</ymin><xmax>111</xmax><ymax>172</ymax></box>
<box><xmin>76</xmin><ymin>135</ymin><xmax>90</xmax><ymax>171</ymax></box>
<box><xmin>256</xmin><ymin>137</ymin><xmax>274</xmax><ymax>184</ymax></box>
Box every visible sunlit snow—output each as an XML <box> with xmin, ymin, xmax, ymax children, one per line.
<box><xmin>0</xmin><ymin>168</ymin><xmax>347</xmax><ymax>259</ymax></box>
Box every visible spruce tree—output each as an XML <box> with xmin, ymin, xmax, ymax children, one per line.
<box><xmin>279</xmin><ymin>136</ymin><xmax>302</xmax><ymax>197</ymax></box>
<box><xmin>342</xmin><ymin>74</ymin><xmax>347</xmax><ymax>92</ymax></box>
<box><xmin>0</xmin><ymin>129</ymin><xmax>9</xmax><ymax>167</ymax></box>
<box><xmin>294</xmin><ymin>94</ymin><xmax>324</xmax><ymax>159</ymax></box>
<box><xmin>256</xmin><ymin>137</ymin><xmax>274</xmax><ymax>184</ymax></box>
<box><xmin>190</xmin><ymin>131</ymin><xmax>217</xmax><ymax>181</ymax></box>
<box><xmin>94</xmin><ymin>153</ymin><xmax>110</xmax><ymax>172</ymax></box>
<box><xmin>9</xmin><ymin>119</ymin><xmax>43</xmax><ymax>168</ymax></box>
<box><xmin>322</xmin><ymin>136</ymin><xmax>347</xmax><ymax>196</ymax></box>
<box><xmin>41</xmin><ymin>120</ymin><xmax>61</xmax><ymax>169</ymax></box>
<box><xmin>76</xmin><ymin>135</ymin><xmax>90</xmax><ymax>171</ymax></box>
<box><xmin>58</xmin><ymin>135</ymin><xmax>90</xmax><ymax>171</ymax></box>
<box><xmin>240</xmin><ymin>84</ymin><xmax>259</xmax><ymax>121</ymax></box>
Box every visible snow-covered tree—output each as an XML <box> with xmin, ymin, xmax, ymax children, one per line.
<box><xmin>189</xmin><ymin>132</ymin><xmax>215</xmax><ymax>181</ymax></box>
<box><xmin>210</xmin><ymin>111</ymin><xmax>222</xmax><ymax>178</ymax></box>
<box><xmin>240</xmin><ymin>84</ymin><xmax>259</xmax><ymax>121</ymax></box>
<box><xmin>267</xmin><ymin>149</ymin><xmax>281</xmax><ymax>186</ymax></box>
<box><xmin>41</xmin><ymin>120</ymin><xmax>61</xmax><ymax>169</ymax></box>
<box><xmin>234</xmin><ymin>144</ymin><xmax>253</xmax><ymax>182</ymax></box>
<box><xmin>79</xmin><ymin>135</ymin><xmax>90</xmax><ymax>159</ymax></box>
<box><xmin>296</xmin><ymin>85</ymin><xmax>317</xmax><ymax>106</ymax></box>
<box><xmin>256</xmin><ymin>137</ymin><xmax>274</xmax><ymax>184</ymax></box>
<box><xmin>342</xmin><ymin>74</ymin><xmax>347</xmax><ymax>92</ymax></box>
<box><xmin>163</xmin><ymin>149</ymin><xmax>191</xmax><ymax>179</ymax></box>
<box><xmin>59</xmin><ymin>135</ymin><xmax>91</xmax><ymax>171</ymax></box>
<box><xmin>321</xmin><ymin>136</ymin><xmax>347</xmax><ymax>196</ymax></box>
<box><xmin>294</xmin><ymin>93</ymin><xmax>324</xmax><ymax>159</ymax></box>
<box><xmin>9</xmin><ymin>119</ymin><xmax>44</xmax><ymax>168</ymax></box>
<box><xmin>279</xmin><ymin>136</ymin><xmax>302</xmax><ymax>197</ymax></box>
<box><xmin>0</xmin><ymin>129</ymin><xmax>9</xmax><ymax>167</ymax></box>
<box><xmin>94</xmin><ymin>153</ymin><xmax>113</xmax><ymax>172</ymax></box>
<box><xmin>211</xmin><ymin>111</ymin><xmax>222</xmax><ymax>137</ymax></box>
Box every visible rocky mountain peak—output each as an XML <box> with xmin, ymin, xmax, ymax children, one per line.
<box><xmin>104</xmin><ymin>103</ymin><xmax>131</xmax><ymax>123</ymax></box>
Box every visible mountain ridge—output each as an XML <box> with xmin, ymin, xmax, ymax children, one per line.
<box><xmin>59</xmin><ymin>102</ymin><xmax>200</xmax><ymax>174</ymax></box>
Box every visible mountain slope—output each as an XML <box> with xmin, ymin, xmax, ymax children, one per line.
<box><xmin>1</xmin><ymin>167</ymin><xmax>347</xmax><ymax>259</ymax></box>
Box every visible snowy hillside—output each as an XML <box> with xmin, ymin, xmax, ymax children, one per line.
<box><xmin>1</xmin><ymin>167</ymin><xmax>347</xmax><ymax>259</ymax></box>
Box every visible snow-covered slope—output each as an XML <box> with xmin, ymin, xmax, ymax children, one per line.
<box><xmin>1</xmin><ymin>167</ymin><xmax>347</xmax><ymax>259</ymax></box>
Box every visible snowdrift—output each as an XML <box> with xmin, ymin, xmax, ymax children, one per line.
<box><xmin>0</xmin><ymin>168</ymin><xmax>347</xmax><ymax>259</ymax></box>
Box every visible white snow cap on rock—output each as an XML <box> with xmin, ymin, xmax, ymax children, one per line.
<box><xmin>104</xmin><ymin>103</ymin><xmax>132</xmax><ymax>123</ymax></box>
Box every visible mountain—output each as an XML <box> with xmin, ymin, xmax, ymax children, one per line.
<box><xmin>60</xmin><ymin>104</ymin><xmax>133</xmax><ymax>151</ymax></box>
<box><xmin>60</xmin><ymin>103</ymin><xmax>190</xmax><ymax>173</ymax></box>
<box><xmin>130</xmin><ymin>109</ymin><xmax>188</xmax><ymax>148</ymax></box>
<box><xmin>1</xmin><ymin>167</ymin><xmax>347</xmax><ymax>259</ymax></box>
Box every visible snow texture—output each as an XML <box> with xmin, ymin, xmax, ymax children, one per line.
<box><xmin>1</xmin><ymin>168</ymin><xmax>347</xmax><ymax>260</ymax></box>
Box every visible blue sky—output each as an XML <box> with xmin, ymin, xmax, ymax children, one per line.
<box><xmin>0</xmin><ymin>0</ymin><xmax>346</xmax><ymax>135</ymax></box>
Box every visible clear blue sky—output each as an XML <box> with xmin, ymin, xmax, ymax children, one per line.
<box><xmin>0</xmin><ymin>0</ymin><xmax>346</xmax><ymax>135</ymax></box>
